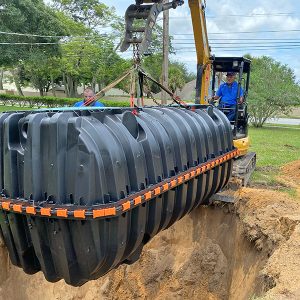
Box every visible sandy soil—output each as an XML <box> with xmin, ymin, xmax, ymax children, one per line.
<box><xmin>0</xmin><ymin>162</ymin><xmax>300</xmax><ymax>300</ymax></box>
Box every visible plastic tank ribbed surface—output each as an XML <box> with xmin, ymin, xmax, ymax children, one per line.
<box><xmin>0</xmin><ymin>106</ymin><xmax>234</xmax><ymax>286</ymax></box>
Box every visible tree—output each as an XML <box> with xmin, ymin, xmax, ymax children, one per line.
<box><xmin>169</xmin><ymin>64</ymin><xmax>185</xmax><ymax>93</ymax></box>
<box><xmin>1</xmin><ymin>0</ymin><xmax>190</xmax><ymax>99</ymax></box>
<box><xmin>58</xmin><ymin>36</ymin><xmax>123</xmax><ymax>97</ymax></box>
<box><xmin>143</xmin><ymin>53</ymin><xmax>195</xmax><ymax>94</ymax></box>
<box><xmin>0</xmin><ymin>0</ymin><xmax>65</xmax><ymax>66</ymax></box>
<box><xmin>0</xmin><ymin>0</ymin><xmax>66</xmax><ymax>95</ymax></box>
<box><xmin>50</xmin><ymin>1</ymin><xmax>125</xmax><ymax>97</ymax></box>
<box><xmin>0</xmin><ymin>68</ymin><xmax>4</xmax><ymax>90</ymax></box>
<box><xmin>92</xmin><ymin>49</ymin><xmax>131</xmax><ymax>92</ymax></box>
<box><xmin>247</xmin><ymin>56</ymin><xmax>300</xmax><ymax>127</ymax></box>
<box><xmin>23</xmin><ymin>53</ymin><xmax>62</xmax><ymax>96</ymax></box>
<box><xmin>47</xmin><ymin>56</ymin><xmax>63</xmax><ymax>97</ymax></box>
<box><xmin>24</xmin><ymin>52</ymin><xmax>50</xmax><ymax>96</ymax></box>
<box><xmin>52</xmin><ymin>0</ymin><xmax>116</xmax><ymax>30</ymax></box>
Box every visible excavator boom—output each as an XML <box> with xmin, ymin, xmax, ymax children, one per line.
<box><xmin>120</xmin><ymin>0</ymin><xmax>211</xmax><ymax>104</ymax></box>
<box><xmin>188</xmin><ymin>0</ymin><xmax>211</xmax><ymax>104</ymax></box>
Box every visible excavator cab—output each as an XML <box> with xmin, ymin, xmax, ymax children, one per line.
<box><xmin>211</xmin><ymin>56</ymin><xmax>251</xmax><ymax>141</ymax></box>
<box><xmin>211</xmin><ymin>57</ymin><xmax>256</xmax><ymax>187</ymax></box>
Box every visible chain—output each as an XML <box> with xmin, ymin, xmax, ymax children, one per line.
<box><xmin>133</xmin><ymin>43</ymin><xmax>141</xmax><ymax>67</ymax></box>
<box><xmin>130</xmin><ymin>43</ymin><xmax>141</xmax><ymax>107</ymax></box>
<box><xmin>144</xmin><ymin>76</ymin><xmax>161</xmax><ymax>106</ymax></box>
<box><xmin>132</xmin><ymin>42</ymin><xmax>179</xmax><ymax>107</ymax></box>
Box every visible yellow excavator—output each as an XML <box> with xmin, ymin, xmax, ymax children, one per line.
<box><xmin>0</xmin><ymin>0</ymin><xmax>256</xmax><ymax>285</ymax></box>
<box><xmin>121</xmin><ymin>0</ymin><xmax>256</xmax><ymax>187</ymax></box>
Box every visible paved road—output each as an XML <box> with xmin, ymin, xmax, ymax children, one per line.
<box><xmin>266</xmin><ymin>118</ymin><xmax>300</xmax><ymax>126</ymax></box>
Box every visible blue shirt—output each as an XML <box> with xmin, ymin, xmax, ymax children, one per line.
<box><xmin>216</xmin><ymin>81</ymin><xmax>244</xmax><ymax>106</ymax></box>
<box><xmin>74</xmin><ymin>100</ymin><xmax>105</xmax><ymax>107</ymax></box>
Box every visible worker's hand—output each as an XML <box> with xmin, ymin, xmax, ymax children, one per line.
<box><xmin>208</xmin><ymin>97</ymin><xmax>215</xmax><ymax>104</ymax></box>
<box><xmin>208</xmin><ymin>97</ymin><xmax>219</xmax><ymax>106</ymax></box>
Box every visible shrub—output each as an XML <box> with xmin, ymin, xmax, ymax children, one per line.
<box><xmin>0</xmin><ymin>94</ymin><xmax>130</xmax><ymax>108</ymax></box>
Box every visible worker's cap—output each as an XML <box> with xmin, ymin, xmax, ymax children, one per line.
<box><xmin>226</xmin><ymin>72</ymin><xmax>236</xmax><ymax>77</ymax></box>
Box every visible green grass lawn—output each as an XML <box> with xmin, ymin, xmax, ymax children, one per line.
<box><xmin>0</xmin><ymin>105</ymin><xmax>33</xmax><ymax>112</ymax></box>
<box><xmin>264</xmin><ymin>123</ymin><xmax>300</xmax><ymax>129</ymax></box>
<box><xmin>249</xmin><ymin>126</ymin><xmax>300</xmax><ymax>166</ymax></box>
<box><xmin>249</xmin><ymin>126</ymin><xmax>300</xmax><ymax>194</ymax></box>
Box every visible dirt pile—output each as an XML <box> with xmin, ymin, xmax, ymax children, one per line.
<box><xmin>0</xmin><ymin>163</ymin><xmax>300</xmax><ymax>300</ymax></box>
<box><xmin>278</xmin><ymin>160</ymin><xmax>300</xmax><ymax>198</ymax></box>
<box><xmin>237</xmin><ymin>188</ymin><xmax>300</xmax><ymax>299</ymax></box>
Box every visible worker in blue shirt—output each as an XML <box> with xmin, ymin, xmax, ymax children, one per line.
<box><xmin>212</xmin><ymin>72</ymin><xmax>244</xmax><ymax>121</ymax></box>
<box><xmin>74</xmin><ymin>87</ymin><xmax>105</xmax><ymax>107</ymax></box>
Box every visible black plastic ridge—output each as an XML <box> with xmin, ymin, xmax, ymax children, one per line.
<box><xmin>0</xmin><ymin>106</ymin><xmax>235</xmax><ymax>286</ymax></box>
<box><xmin>0</xmin><ymin>148</ymin><xmax>238</xmax><ymax>220</ymax></box>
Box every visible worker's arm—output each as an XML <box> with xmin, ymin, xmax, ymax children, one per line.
<box><xmin>208</xmin><ymin>86</ymin><xmax>222</xmax><ymax>104</ymax></box>
<box><xmin>238</xmin><ymin>86</ymin><xmax>245</xmax><ymax>104</ymax></box>
<box><xmin>211</xmin><ymin>85</ymin><xmax>222</xmax><ymax>101</ymax></box>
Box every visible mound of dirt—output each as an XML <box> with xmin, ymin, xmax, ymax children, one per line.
<box><xmin>0</xmin><ymin>162</ymin><xmax>300</xmax><ymax>300</ymax></box>
<box><xmin>278</xmin><ymin>160</ymin><xmax>300</xmax><ymax>199</ymax></box>
<box><xmin>281</xmin><ymin>160</ymin><xmax>300</xmax><ymax>182</ymax></box>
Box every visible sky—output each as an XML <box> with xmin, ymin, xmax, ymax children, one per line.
<box><xmin>99</xmin><ymin>0</ymin><xmax>300</xmax><ymax>81</ymax></box>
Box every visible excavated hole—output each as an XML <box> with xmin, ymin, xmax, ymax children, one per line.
<box><xmin>0</xmin><ymin>204</ymin><xmax>269</xmax><ymax>300</ymax></box>
<box><xmin>187</xmin><ymin>205</ymin><xmax>267</xmax><ymax>300</ymax></box>
<box><xmin>2</xmin><ymin>161</ymin><xmax>300</xmax><ymax>299</ymax></box>
<box><xmin>117</xmin><ymin>204</ymin><xmax>268</xmax><ymax>300</ymax></box>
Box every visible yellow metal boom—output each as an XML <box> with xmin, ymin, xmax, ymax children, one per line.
<box><xmin>188</xmin><ymin>0</ymin><xmax>211</xmax><ymax>104</ymax></box>
<box><xmin>121</xmin><ymin>0</ymin><xmax>211</xmax><ymax>104</ymax></box>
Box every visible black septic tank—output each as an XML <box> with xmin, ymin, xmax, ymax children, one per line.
<box><xmin>0</xmin><ymin>106</ymin><xmax>238</xmax><ymax>286</ymax></box>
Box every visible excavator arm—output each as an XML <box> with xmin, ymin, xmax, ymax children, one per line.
<box><xmin>121</xmin><ymin>0</ymin><xmax>211</xmax><ymax>104</ymax></box>
<box><xmin>120</xmin><ymin>0</ymin><xmax>184</xmax><ymax>55</ymax></box>
<box><xmin>188</xmin><ymin>0</ymin><xmax>211</xmax><ymax>104</ymax></box>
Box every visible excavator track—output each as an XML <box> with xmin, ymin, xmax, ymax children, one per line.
<box><xmin>233</xmin><ymin>151</ymin><xmax>256</xmax><ymax>186</ymax></box>
<box><xmin>210</xmin><ymin>152</ymin><xmax>256</xmax><ymax>204</ymax></box>
<box><xmin>0</xmin><ymin>106</ymin><xmax>237</xmax><ymax>286</ymax></box>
